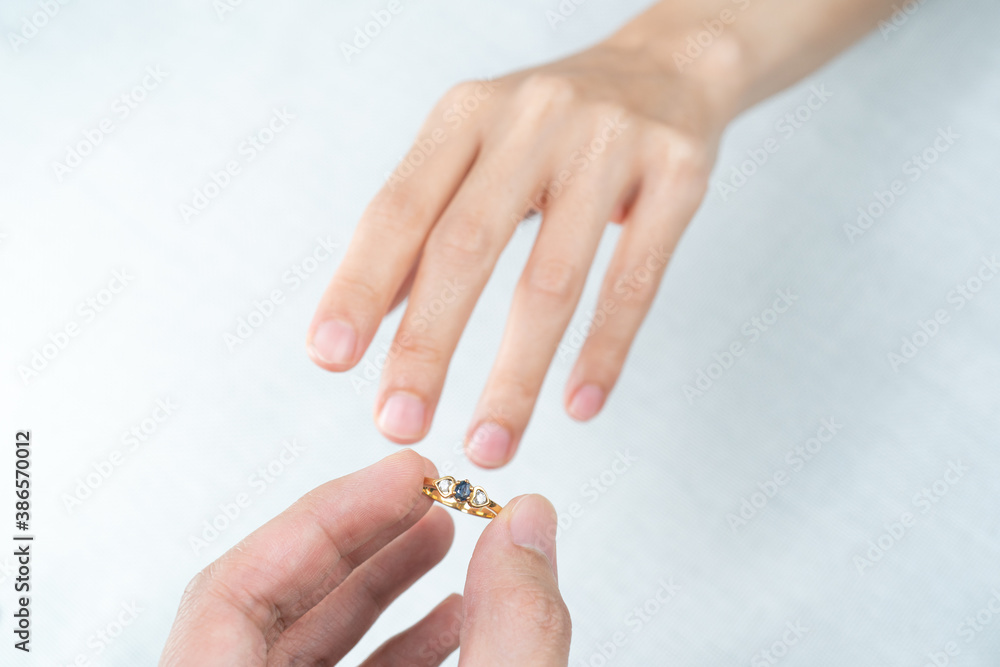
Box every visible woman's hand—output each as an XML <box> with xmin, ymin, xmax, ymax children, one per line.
<box><xmin>160</xmin><ymin>451</ymin><xmax>569</xmax><ymax>666</ymax></box>
<box><xmin>306</xmin><ymin>0</ymin><xmax>900</xmax><ymax>468</ymax></box>
<box><xmin>307</xmin><ymin>33</ymin><xmax>740</xmax><ymax>467</ymax></box>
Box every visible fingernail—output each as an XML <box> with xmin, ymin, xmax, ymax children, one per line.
<box><xmin>568</xmin><ymin>384</ymin><xmax>605</xmax><ymax>421</ymax></box>
<box><xmin>310</xmin><ymin>319</ymin><xmax>357</xmax><ymax>366</ymax></box>
<box><xmin>508</xmin><ymin>495</ymin><xmax>558</xmax><ymax>574</ymax></box>
<box><xmin>466</xmin><ymin>422</ymin><xmax>512</xmax><ymax>468</ymax></box>
<box><xmin>378</xmin><ymin>393</ymin><xmax>426</xmax><ymax>441</ymax></box>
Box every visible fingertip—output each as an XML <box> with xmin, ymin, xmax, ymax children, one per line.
<box><xmin>438</xmin><ymin>592</ymin><xmax>465</xmax><ymax>627</ymax></box>
<box><xmin>505</xmin><ymin>494</ymin><xmax>558</xmax><ymax>576</ymax></box>
<box><xmin>422</xmin><ymin>505</ymin><xmax>457</xmax><ymax>550</ymax></box>
<box><xmin>376</xmin><ymin>392</ymin><xmax>429</xmax><ymax>444</ymax></box>
<box><xmin>420</xmin><ymin>452</ymin><xmax>441</xmax><ymax>480</ymax></box>
<box><xmin>463</xmin><ymin>495</ymin><xmax>570</xmax><ymax>663</ymax></box>
<box><xmin>307</xmin><ymin>318</ymin><xmax>359</xmax><ymax>370</ymax></box>
<box><xmin>380</xmin><ymin>448</ymin><xmax>433</xmax><ymax>488</ymax></box>
<box><xmin>465</xmin><ymin>422</ymin><xmax>514</xmax><ymax>469</ymax></box>
<box><xmin>566</xmin><ymin>383</ymin><xmax>606</xmax><ymax>422</ymax></box>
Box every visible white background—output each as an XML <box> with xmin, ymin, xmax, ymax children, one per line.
<box><xmin>2</xmin><ymin>0</ymin><xmax>999</xmax><ymax>665</ymax></box>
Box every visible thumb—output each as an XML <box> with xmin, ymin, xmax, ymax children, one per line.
<box><xmin>460</xmin><ymin>494</ymin><xmax>571</xmax><ymax>666</ymax></box>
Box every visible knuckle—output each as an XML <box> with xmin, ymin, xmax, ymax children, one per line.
<box><xmin>392</xmin><ymin>330</ymin><xmax>446</xmax><ymax>367</ymax></box>
<box><xmin>583</xmin><ymin>330</ymin><xmax>631</xmax><ymax>368</ymax></box>
<box><xmin>435</xmin><ymin>79</ymin><xmax>495</xmax><ymax>120</ymax></box>
<box><xmin>182</xmin><ymin>569</ymin><xmax>209</xmax><ymax>599</ymax></box>
<box><xmin>503</xmin><ymin>583</ymin><xmax>572</xmax><ymax>641</ymax></box>
<box><xmin>368</xmin><ymin>188</ymin><xmax>429</xmax><ymax>228</ymax></box>
<box><xmin>524</xmin><ymin>258</ymin><xmax>578</xmax><ymax>303</ymax></box>
<box><xmin>446</xmin><ymin>79</ymin><xmax>480</xmax><ymax>100</ymax></box>
<box><xmin>494</xmin><ymin>372</ymin><xmax>539</xmax><ymax>409</ymax></box>
<box><xmin>648</xmin><ymin>125</ymin><xmax>710</xmax><ymax>179</ymax></box>
<box><xmin>333</xmin><ymin>270</ymin><xmax>382</xmax><ymax>307</ymax></box>
<box><xmin>518</xmin><ymin>73</ymin><xmax>576</xmax><ymax>104</ymax></box>
<box><xmin>444</xmin><ymin>79</ymin><xmax>492</xmax><ymax>104</ymax></box>
<box><xmin>513</xmin><ymin>73</ymin><xmax>576</xmax><ymax>125</ymax></box>
<box><xmin>588</xmin><ymin>102</ymin><xmax>630</xmax><ymax>132</ymax></box>
<box><xmin>615</xmin><ymin>270</ymin><xmax>661</xmax><ymax>304</ymax></box>
<box><xmin>429</xmin><ymin>218</ymin><xmax>493</xmax><ymax>267</ymax></box>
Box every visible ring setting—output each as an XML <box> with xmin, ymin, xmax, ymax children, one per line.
<box><xmin>423</xmin><ymin>476</ymin><xmax>503</xmax><ymax>519</ymax></box>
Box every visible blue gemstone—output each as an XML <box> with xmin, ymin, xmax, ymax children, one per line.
<box><xmin>455</xmin><ymin>481</ymin><xmax>472</xmax><ymax>502</ymax></box>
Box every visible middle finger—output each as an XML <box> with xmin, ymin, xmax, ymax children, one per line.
<box><xmin>373</xmin><ymin>123</ymin><xmax>553</xmax><ymax>443</ymax></box>
<box><xmin>466</xmin><ymin>117</ymin><xmax>639</xmax><ymax>467</ymax></box>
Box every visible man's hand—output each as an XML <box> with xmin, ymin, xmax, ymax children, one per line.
<box><xmin>160</xmin><ymin>450</ymin><xmax>569</xmax><ymax>666</ymax></box>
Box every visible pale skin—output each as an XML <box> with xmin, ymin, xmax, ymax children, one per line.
<box><xmin>307</xmin><ymin>0</ymin><xmax>903</xmax><ymax>469</ymax></box>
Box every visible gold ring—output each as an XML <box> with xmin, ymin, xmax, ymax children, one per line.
<box><xmin>422</xmin><ymin>476</ymin><xmax>503</xmax><ymax>519</ymax></box>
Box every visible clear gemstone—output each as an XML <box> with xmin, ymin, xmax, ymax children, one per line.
<box><xmin>436</xmin><ymin>479</ymin><xmax>454</xmax><ymax>496</ymax></box>
<box><xmin>455</xmin><ymin>481</ymin><xmax>472</xmax><ymax>502</ymax></box>
<box><xmin>472</xmin><ymin>489</ymin><xmax>488</xmax><ymax>506</ymax></box>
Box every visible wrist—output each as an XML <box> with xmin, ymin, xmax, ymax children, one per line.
<box><xmin>603</xmin><ymin>6</ymin><xmax>758</xmax><ymax>126</ymax></box>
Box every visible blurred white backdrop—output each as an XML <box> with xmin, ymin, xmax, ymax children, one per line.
<box><xmin>2</xmin><ymin>0</ymin><xmax>999</xmax><ymax>665</ymax></box>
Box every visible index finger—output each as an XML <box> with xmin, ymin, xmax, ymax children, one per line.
<box><xmin>307</xmin><ymin>84</ymin><xmax>484</xmax><ymax>371</ymax></box>
<box><xmin>186</xmin><ymin>449</ymin><xmax>438</xmax><ymax>634</ymax></box>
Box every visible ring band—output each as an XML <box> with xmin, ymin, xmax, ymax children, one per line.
<box><xmin>422</xmin><ymin>476</ymin><xmax>503</xmax><ymax>519</ymax></box>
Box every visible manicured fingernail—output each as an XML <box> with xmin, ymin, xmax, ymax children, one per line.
<box><xmin>378</xmin><ymin>393</ymin><xmax>426</xmax><ymax>441</ymax></box>
<box><xmin>568</xmin><ymin>384</ymin><xmax>605</xmax><ymax>421</ymax></box>
<box><xmin>508</xmin><ymin>495</ymin><xmax>557</xmax><ymax>574</ymax></box>
<box><xmin>466</xmin><ymin>422</ymin><xmax>512</xmax><ymax>468</ymax></box>
<box><xmin>310</xmin><ymin>319</ymin><xmax>357</xmax><ymax>366</ymax></box>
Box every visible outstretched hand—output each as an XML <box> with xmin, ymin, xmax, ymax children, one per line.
<box><xmin>307</xmin><ymin>39</ymin><xmax>729</xmax><ymax>467</ymax></box>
